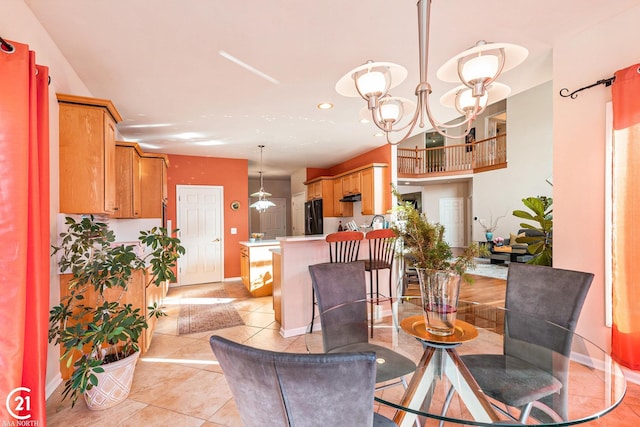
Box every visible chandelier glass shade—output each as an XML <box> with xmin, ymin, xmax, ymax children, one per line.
<box><xmin>336</xmin><ymin>0</ymin><xmax>528</xmax><ymax>145</ymax></box>
<box><xmin>249</xmin><ymin>145</ymin><xmax>275</xmax><ymax>213</ymax></box>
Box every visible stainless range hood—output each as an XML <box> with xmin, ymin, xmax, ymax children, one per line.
<box><xmin>339</xmin><ymin>193</ymin><xmax>361</xmax><ymax>203</ymax></box>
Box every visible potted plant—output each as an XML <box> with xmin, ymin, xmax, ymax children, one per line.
<box><xmin>392</xmin><ymin>194</ymin><xmax>484</xmax><ymax>336</ymax></box>
<box><xmin>513</xmin><ymin>196</ymin><xmax>553</xmax><ymax>266</ymax></box>
<box><xmin>48</xmin><ymin>216</ymin><xmax>185</xmax><ymax>409</ymax></box>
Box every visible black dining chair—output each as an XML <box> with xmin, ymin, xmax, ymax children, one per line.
<box><xmin>364</xmin><ymin>229</ymin><xmax>397</xmax><ymax>336</ymax></box>
<box><xmin>209</xmin><ymin>335</ymin><xmax>396</xmax><ymax>427</ymax></box>
<box><xmin>309</xmin><ymin>231</ymin><xmax>363</xmax><ymax>332</ymax></box>
<box><xmin>308</xmin><ymin>261</ymin><xmax>416</xmax><ymax>389</ymax></box>
<box><xmin>441</xmin><ymin>263</ymin><xmax>594</xmax><ymax>424</ymax></box>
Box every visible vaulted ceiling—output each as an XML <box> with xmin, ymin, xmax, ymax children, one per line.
<box><xmin>25</xmin><ymin>0</ymin><xmax>640</xmax><ymax>177</ymax></box>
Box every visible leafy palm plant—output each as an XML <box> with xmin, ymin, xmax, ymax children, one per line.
<box><xmin>513</xmin><ymin>196</ymin><xmax>553</xmax><ymax>266</ymax></box>
<box><xmin>48</xmin><ymin>216</ymin><xmax>185</xmax><ymax>406</ymax></box>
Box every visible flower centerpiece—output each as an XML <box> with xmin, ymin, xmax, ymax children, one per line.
<box><xmin>392</xmin><ymin>192</ymin><xmax>485</xmax><ymax>336</ymax></box>
<box><xmin>492</xmin><ymin>236</ymin><xmax>504</xmax><ymax>246</ymax></box>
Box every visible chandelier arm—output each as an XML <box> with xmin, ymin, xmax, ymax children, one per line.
<box><xmin>369</xmin><ymin>91</ymin><xmax>424</xmax><ymax>135</ymax></box>
<box><xmin>422</xmin><ymin>94</ymin><xmax>479</xmax><ymax>139</ymax></box>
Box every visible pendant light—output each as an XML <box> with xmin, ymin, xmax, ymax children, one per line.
<box><xmin>250</xmin><ymin>145</ymin><xmax>276</xmax><ymax>213</ymax></box>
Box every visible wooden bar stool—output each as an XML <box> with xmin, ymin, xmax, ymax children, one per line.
<box><xmin>309</xmin><ymin>231</ymin><xmax>363</xmax><ymax>332</ymax></box>
<box><xmin>364</xmin><ymin>229</ymin><xmax>396</xmax><ymax>336</ymax></box>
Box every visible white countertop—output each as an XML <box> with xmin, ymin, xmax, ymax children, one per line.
<box><xmin>239</xmin><ymin>239</ymin><xmax>280</xmax><ymax>247</ymax></box>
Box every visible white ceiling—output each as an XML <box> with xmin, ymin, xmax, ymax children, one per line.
<box><xmin>25</xmin><ymin>0</ymin><xmax>640</xmax><ymax>177</ymax></box>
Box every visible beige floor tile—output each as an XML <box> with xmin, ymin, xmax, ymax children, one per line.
<box><xmin>45</xmin><ymin>278</ymin><xmax>640</xmax><ymax>427</ymax></box>
<box><xmin>120</xmin><ymin>405</ymin><xmax>206</xmax><ymax>427</ymax></box>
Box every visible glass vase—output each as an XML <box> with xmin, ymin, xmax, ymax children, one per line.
<box><xmin>415</xmin><ymin>268</ymin><xmax>461</xmax><ymax>336</ymax></box>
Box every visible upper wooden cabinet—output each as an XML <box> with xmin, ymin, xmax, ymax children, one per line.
<box><xmin>332</xmin><ymin>179</ymin><xmax>353</xmax><ymax>217</ymax></box>
<box><xmin>305</xmin><ymin>164</ymin><xmax>388</xmax><ymax>217</ymax></box>
<box><xmin>342</xmin><ymin>171</ymin><xmax>361</xmax><ymax>196</ymax></box>
<box><xmin>360</xmin><ymin>165</ymin><xmax>387</xmax><ymax>215</ymax></box>
<box><xmin>58</xmin><ymin>94</ymin><xmax>122</xmax><ymax>215</ymax></box>
<box><xmin>114</xmin><ymin>143</ymin><xmax>142</xmax><ymax>218</ymax></box>
<box><xmin>140</xmin><ymin>153</ymin><xmax>169</xmax><ymax>218</ymax></box>
<box><xmin>304</xmin><ymin>177</ymin><xmax>334</xmax><ymax>217</ymax></box>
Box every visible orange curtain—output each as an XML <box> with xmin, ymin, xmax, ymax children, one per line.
<box><xmin>0</xmin><ymin>39</ymin><xmax>49</xmax><ymax>424</ymax></box>
<box><xmin>611</xmin><ymin>63</ymin><xmax>640</xmax><ymax>370</ymax></box>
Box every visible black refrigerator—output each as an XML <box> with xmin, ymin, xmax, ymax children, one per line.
<box><xmin>304</xmin><ymin>199</ymin><xmax>323</xmax><ymax>235</ymax></box>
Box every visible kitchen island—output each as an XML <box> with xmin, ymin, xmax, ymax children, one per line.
<box><xmin>274</xmin><ymin>234</ymin><xmax>398</xmax><ymax>337</ymax></box>
<box><xmin>239</xmin><ymin>240</ymin><xmax>280</xmax><ymax>297</ymax></box>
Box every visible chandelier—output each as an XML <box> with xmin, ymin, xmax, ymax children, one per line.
<box><xmin>250</xmin><ymin>145</ymin><xmax>276</xmax><ymax>213</ymax></box>
<box><xmin>336</xmin><ymin>0</ymin><xmax>528</xmax><ymax>145</ymax></box>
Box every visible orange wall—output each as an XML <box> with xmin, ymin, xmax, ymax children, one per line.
<box><xmin>306</xmin><ymin>144</ymin><xmax>391</xmax><ymax>180</ymax></box>
<box><xmin>167</xmin><ymin>154</ymin><xmax>248</xmax><ymax>278</ymax></box>
<box><xmin>306</xmin><ymin>144</ymin><xmax>393</xmax><ymax>211</ymax></box>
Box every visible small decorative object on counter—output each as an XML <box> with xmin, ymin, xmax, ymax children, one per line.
<box><xmin>338</xmin><ymin>221</ymin><xmax>343</xmax><ymax>232</ymax></box>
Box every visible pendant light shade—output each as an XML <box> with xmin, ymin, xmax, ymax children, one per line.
<box><xmin>250</xmin><ymin>145</ymin><xmax>275</xmax><ymax>213</ymax></box>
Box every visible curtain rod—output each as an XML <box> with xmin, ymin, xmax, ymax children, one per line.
<box><xmin>559</xmin><ymin>76</ymin><xmax>616</xmax><ymax>99</ymax></box>
<box><xmin>0</xmin><ymin>36</ymin><xmax>15</xmax><ymax>53</ymax></box>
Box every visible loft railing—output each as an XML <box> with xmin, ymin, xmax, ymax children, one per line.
<box><xmin>397</xmin><ymin>134</ymin><xmax>507</xmax><ymax>178</ymax></box>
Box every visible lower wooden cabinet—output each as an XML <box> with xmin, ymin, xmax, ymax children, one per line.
<box><xmin>58</xmin><ymin>268</ymin><xmax>168</xmax><ymax>379</ymax></box>
<box><xmin>240</xmin><ymin>242</ymin><xmax>279</xmax><ymax>297</ymax></box>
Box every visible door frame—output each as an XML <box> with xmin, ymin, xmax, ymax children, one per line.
<box><xmin>176</xmin><ymin>184</ymin><xmax>224</xmax><ymax>285</ymax></box>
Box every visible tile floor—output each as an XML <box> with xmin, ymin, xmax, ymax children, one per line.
<box><xmin>46</xmin><ymin>279</ymin><xmax>640</xmax><ymax>426</ymax></box>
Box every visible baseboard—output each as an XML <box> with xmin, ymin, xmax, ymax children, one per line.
<box><xmin>46</xmin><ymin>374</ymin><xmax>62</xmax><ymax>400</ymax></box>
<box><xmin>622</xmin><ymin>366</ymin><xmax>640</xmax><ymax>385</ymax></box>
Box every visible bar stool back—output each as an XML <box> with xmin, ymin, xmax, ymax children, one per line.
<box><xmin>364</xmin><ymin>229</ymin><xmax>396</xmax><ymax>335</ymax></box>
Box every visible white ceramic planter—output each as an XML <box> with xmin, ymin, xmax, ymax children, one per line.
<box><xmin>84</xmin><ymin>351</ymin><xmax>140</xmax><ymax>410</ymax></box>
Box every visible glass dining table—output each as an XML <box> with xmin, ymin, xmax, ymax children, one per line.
<box><xmin>305</xmin><ymin>297</ymin><xmax>627</xmax><ymax>426</ymax></box>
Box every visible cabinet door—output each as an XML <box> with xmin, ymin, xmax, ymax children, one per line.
<box><xmin>58</xmin><ymin>95</ymin><xmax>120</xmax><ymax>215</ymax></box>
<box><xmin>115</xmin><ymin>145</ymin><xmax>141</xmax><ymax>218</ymax></box>
<box><xmin>140</xmin><ymin>156</ymin><xmax>167</xmax><ymax>218</ymax></box>
<box><xmin>342</xmin><ymin>172</ymin><xmax>361</xmax><ymax>195</ymax></box>
<box><xmin>361</xmin><ymin>167</ymin><xmax>375</xmax><ymax>215</ymax></box>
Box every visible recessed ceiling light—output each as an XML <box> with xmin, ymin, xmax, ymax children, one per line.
<box><xmin>317</xmin><ymin>102</ymin><xmax>333</xmax><ymax>110</ymax></box>
<box><xmin>374</xmin><ymin>132</ymin><xmax>384</xmax><ymax>137</ymax></box>
<box><xmin>360</xmin><ymin>118</ymin><xmax>370</xmax><ymax>124</ymax></box>
<box><xmin>175</xmin><ymin>132</ymin><xmax>204</xmax><ymax>140</ymax></box>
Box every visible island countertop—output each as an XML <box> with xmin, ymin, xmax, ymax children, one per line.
<box><xmin>239</xmin><ymin>239</ymin><xmax>280</xmax><ymax>247</ymax></box>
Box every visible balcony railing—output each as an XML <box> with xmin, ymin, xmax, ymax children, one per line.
<box><xmin>397</xmin><ymin>134</ymin><xmax>507</xmax><ymax>178</ymax></box>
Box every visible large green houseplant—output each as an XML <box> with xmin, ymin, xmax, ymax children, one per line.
<box><xmin>513</xmin><ymin>196</ymin><xmax>553</xmax><ymax>266</ymax></box>
<box><xmin>48</xmin><ymin>216</ymin><xmax>185</xmax><ymax>408</ymax></box>
<box><xmin>392</xmin><ymin>193</ymin><xmax>485</xmax><ymax>336</ymax></box>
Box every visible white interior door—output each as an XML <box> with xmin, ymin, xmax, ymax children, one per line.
<box><xmin>177</xmin><ymin>185</ymin><xmax>223</xmax><ymax>285</ymax></box>
<box><xmin>440</xmin><ymin>197</ymin><xmax>465</xmax><ymax>247</ymax></box>
<box><xmin>260</xmin><ymin>197</ymin><xmax>286</xmax><ymax>239</ymax></box>
<box><xmin>291</xmin><ymin>192</ymin><xmax>306</xmax><ymax>236</ymax></box>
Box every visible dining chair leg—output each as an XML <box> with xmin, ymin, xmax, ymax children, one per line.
<box><xmin>310</xmin><ymin>288</ymin><xmax>316</xmax><ymax>332</ymax></box>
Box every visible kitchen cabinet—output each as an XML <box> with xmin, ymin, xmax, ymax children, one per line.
<box><xmin>360</xmin><ymin>164</ymin><xmax>387</xmax><ymax>215</ymax></box>
<box><xmin>58</xmin><ymin>268</ymin><xmax>166</xmax><ymax>378</ymax></box>
<box><xmin>332</xmin><ymin>178</ymin><xmax>353</xmax><ymax>217</ymax></box>
<box><xmin>240</xmin><ymin>242</ymin><xmax>280</xmax><ymax>297</ymax></box>
<box><xmin>140</xmin><ymin>153</ymin><xmax>169</xmax><ymax>218</ymax></box>
<box><xmin>272</xmin><ymin>249</ymin><xmax>282</xmax><ymax>324</ymax></box>
<box><xmin>114</xmin><ymin>143</ymin><xmax>142</xmax><ymax>218</ymax></box>
<box><xmin>57</xmin><ymin>94</ymin><xmax>122</xmax><ymax>215</ymax></box>
<box><xmin>342</xmin><ymin>171</ymin><xmax>361</xmax><ymax>196</ymax></box>
<box><xmin>305</xmin><ymin>177</ymin><xmax>334</xmax><ymax>217</ymax></box>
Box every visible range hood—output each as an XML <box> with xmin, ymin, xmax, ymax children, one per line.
<box><xmin>339</xmin><ymin>193</ymin><xmax>361</xmax><ymax>203</ymax></box>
